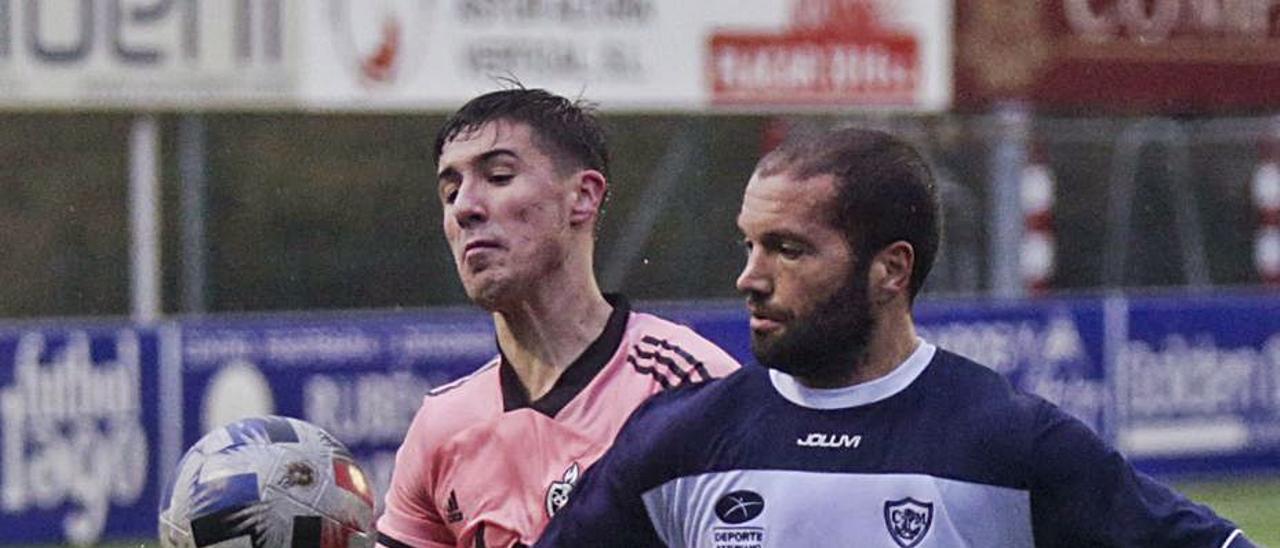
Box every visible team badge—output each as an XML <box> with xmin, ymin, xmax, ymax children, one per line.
<box><xmin>545</xmin><ymin>462</ymin><xmax>580</xmax><ymax>517</ymax></box>
<box><xmin>884</xmin><ymin>497</ymin><xmax>933</xmax><ymax>548</ymax></box>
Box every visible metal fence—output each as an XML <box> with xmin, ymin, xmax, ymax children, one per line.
<box><xmin>2</xmin><ymin>111</ymin><xmax>1277</xmax><ymax>318</ymax></box>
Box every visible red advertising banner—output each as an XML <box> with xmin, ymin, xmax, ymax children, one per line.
<box><xmin>955</xmin><ymin>0</ymin><xmax>1280</xmax><ymax>112</ymax></box>
<box><xmin>708</xmin><ymin>0</ymin><xmax>940</xmax><ymax>108</ymax></box>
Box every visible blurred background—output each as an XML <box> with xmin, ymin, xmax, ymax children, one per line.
<box><xmin>3</xmin><ymin>0</ymin><xmax>1280</xmax><ymax>545</ymax></box>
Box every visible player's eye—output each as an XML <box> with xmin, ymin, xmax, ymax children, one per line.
<box><xmin>740</xmin><ymin>239</ymin><xmax>755</xmax><ymax>256</ymax></box>
<box><xmin>439</xmin><ymin>183</ymin><xmax>459</xmax><ymax>205</ymax></box>
<box><xmin>777</xmin><ymin>242</ymin><xmax>805</xmax><ymax>260</ymax></box>
<box><xmin>487</xmin><ymin>171</ymin><xmax>514</xmax><ymax>184</ymax></box>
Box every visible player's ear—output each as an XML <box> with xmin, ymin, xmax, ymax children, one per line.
<box><xmin>569</xmin><ymin>169</ymin><xmax>607</xmax><ymax>227</ymax></box>
<box><xmin>869</xmin><ymin>241</ymin><xmax>914</xmax><ymax>304</ymax></box>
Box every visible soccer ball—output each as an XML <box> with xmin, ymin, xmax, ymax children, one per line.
<box><xmin>159</xmin><ymin>416</ymin><xmax>377</xmax><ymax>548</ymax></box>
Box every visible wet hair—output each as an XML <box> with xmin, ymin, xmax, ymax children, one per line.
<box><xmin>756</xmin><ymin>127</ymin><xmax>942</xmax><ymax>300</ymax></box>
<box><xmin>433</xmin><ymin>87</ymin><xmax>609</xmax><ymax>180</ymax></box>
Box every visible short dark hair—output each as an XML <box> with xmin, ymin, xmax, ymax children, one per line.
<box><xmin>433</xmin><ymin>88</ymin><xmax>609</xmax><ymax>180</ymax></box>
<box><xmin>756</xmin><ymin>127</ymin><xmax>941</xmax><ymax>300</ymax></box>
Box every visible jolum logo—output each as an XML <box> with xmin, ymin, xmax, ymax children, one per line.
<box><xmin>796</xmin><ymin>432</ymin><xmax>862</xmax><ymax>448</ymax></box>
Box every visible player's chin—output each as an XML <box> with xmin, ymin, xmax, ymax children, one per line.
<box><xmin>750</xmin><ymin>320</ymin><xmax>786</xmax><ymax>342</ymax></box>
<box><xmin>462</xmin><ymin>277</ymin><xmax>505</xmax><ymax>309</ymax></box>
<box><xmin>749</xmin><ymin>332</ymin><xmax>785</xmax><ymax>362</ymax></box>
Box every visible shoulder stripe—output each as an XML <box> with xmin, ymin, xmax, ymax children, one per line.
<box><xmin>634</xmin><ymin>345</ymin><xmax>693</xmax><ymax>385</ymax></box>
<box><xmin>1221</xmin><ymin>529</ymin><xmax>1244</xmax><ymax>548</ymax></box>
<box><xmin>638</xmin><ymin>336</ymin><xmax>712</xmax><ymax>382</ymax></box>
<box><xmin>627</xmin><ymin>354</ymin><xmax>674</xmax><ymax>389</ymax></box>
<box><xmin>427</xmin><ymin>358</ymin><xmax>499</xmax><ymax>397</ymax></box>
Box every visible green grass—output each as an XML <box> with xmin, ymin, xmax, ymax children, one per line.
<box><xmin>1176</xmin><ymin>474</ymin><xmax>1280</xmax><ymax>547</ymax></box>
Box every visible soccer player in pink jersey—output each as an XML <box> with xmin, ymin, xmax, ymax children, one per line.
<box><xmin>375</xmin><ymin>88</ymin><xmax>740</xmax><ymax>548</ymax></box>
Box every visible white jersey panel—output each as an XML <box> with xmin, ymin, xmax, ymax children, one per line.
<box><xmin>641</xmin><ymin>469</ymin><xmax>1033</xmax><ymax>548</ymax></box>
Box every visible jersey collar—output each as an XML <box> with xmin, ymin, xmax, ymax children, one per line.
<box><xmin>499</xmin><ymin>294</ymin><xmax>631</xmax><ymax>417</ymax></box>
<box><xmin>768</xmin><ymin>339</ymin><xmax>937</xmax><ymax>410</ymax></box>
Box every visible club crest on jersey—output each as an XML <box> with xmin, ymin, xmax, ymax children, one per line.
<box><xmin>884</xmin><ymin>498</ymin><xmax>934</xmax><ymax>548</ymax></box>
<box><xmin>545</xmin><ymin>462</ymin><xmax>580</xmax><ymax>517</ymax></box>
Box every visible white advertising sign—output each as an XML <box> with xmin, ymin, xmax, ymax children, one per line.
<box><xmin>0</xmin><ymin>0</ymin><xmax>296</xmax><ymax>109</ymax></box>
<box><xmin>0</xmin><ymin>0</ymin><xmax>951</xmax><ymax>112</ymax></box>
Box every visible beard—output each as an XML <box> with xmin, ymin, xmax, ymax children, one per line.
<box><xmin>750</xmin><ymin>268</ymin><xmax>876</xmax><ymax>381</ymax></box>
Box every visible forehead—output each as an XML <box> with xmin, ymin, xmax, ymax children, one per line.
<box><xmin>437</xmin><ymin>120</ymin><xmax>545</xmax><ymax>169</ymax></box>
<box><xmin>738</xmin><ymin>171</ymin><xmax>839</xmax><ymax>233</ymax></box>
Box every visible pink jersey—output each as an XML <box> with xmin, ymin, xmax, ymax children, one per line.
<box><xmin>376</xmin><ymin>296</ymin><xmax>740</xmax><ymax>548</ymax></box>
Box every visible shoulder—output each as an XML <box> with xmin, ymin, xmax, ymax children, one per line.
<box><xmin>404</xmin><ymin>357</ymin><xmax>503</xmax><ymax>448</ymax></box>
<box><xmin>623</xmin><ymin>312</ymin><xmax>742</xmax><ymax>378</ymax></box>
<box><xmin>614</xmin><ymin>366</ymin><xmax>760</xmax><ymax>451</ymax></box>
<box><xmin>914</xmin><ymin>348</ymin><xmax>1077</xmax><ymax>479</ymax></box>
<box><xmin>922</xmin><ymin>348</ymin><xmax>1050</xmax><ymax>420</ymax></box>
<box><xmin>596</xmin><ymin>366</ymin><xmax>763</xmax><ymax>490</ymax></box>
<box><xmin>425</xmin><ymin>355</ymin><xmax>502</xmax><ymax>400</ymax></box>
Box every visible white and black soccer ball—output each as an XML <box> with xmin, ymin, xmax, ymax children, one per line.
<box><xmin>159</xmin><ymin>416</ymin><xmax>376</xmax><ymax>548</ymax></box>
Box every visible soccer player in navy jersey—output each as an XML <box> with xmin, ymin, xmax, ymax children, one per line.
<box><xmin>537</xmin><ymin>127</ymin><xmax>1255</xmax><ymax>547</ymax></box>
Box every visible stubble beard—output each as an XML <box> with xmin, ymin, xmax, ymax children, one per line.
<box><xmin>750</xmin><ymin>269</ymin><xmax>876</xmax><ymax>381</ymax></box>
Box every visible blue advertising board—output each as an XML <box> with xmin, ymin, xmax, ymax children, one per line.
<box><xmin>916</xmin><ymin>297</ymin><xmax>1112</xmax><ymax>436</ymax></box>
<box><xmin>4</xmin><ymin>293</ymin><xmax>1280</xmax><ymax>544</ymax></box>
<box><xmin>176</xmin><ymin>311</ymin><xmax>497</xmax><ymax>515</ymax></box>
<box><xmin>0</xmin><ymin>325</ymin><xmax>162</xmax><ymax>544</ymax></box>
<box><xmin>1116</xmin><ymin>294</ymin><xmax>1280</xmax><ymax>472</ymax></box>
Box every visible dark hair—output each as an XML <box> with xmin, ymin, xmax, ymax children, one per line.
<box><xmin>756</xmin><ymin>127</ymin><xmax>941</xmax><ymax>300</ymax></box>
<box><xmin>433</xmin><ymin>88</ymin><xmax>609</xmax><ymax>180</ymax></box>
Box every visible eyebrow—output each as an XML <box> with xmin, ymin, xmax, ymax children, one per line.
<box><xmin>437</xmin><ymin>148</ymin><xmax>520</xmax><ymax>176</ymax></box>
<box><xmin>737</xmin><ymin>217</ymin><xmax>808</xmax><ymax>241</ymax></box>
<box><xmin>745</xmin><ymin>229</ymin><xmax>813</xmax><ymax>248</ymax></box>
<box><xmin>436</xmin><ymin>148</ymin><xmax>521</xmax><ymax>187</ymax></box>
<box><xmin>475</xmin><ymin>148</ymin><xmax>520</xmax><ymax>165</ymax></box>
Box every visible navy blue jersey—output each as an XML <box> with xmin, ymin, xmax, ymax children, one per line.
<box><xmin>537</xmin><ymin>342</ymin><xmax>1253</xmax><ymax>548</ymax></box>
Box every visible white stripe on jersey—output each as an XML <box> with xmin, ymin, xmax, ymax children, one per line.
<box><xmin>426</xmin><ymin>357</ymin><xmax>499</xmax><ymax>397</ymax></box>
<box><xmin>641</xmin><ymin>469</ymin><xmax>1032</xmax><ymax>548</ymax></box>
<box><xmin>1222</xmin><ymin>529</ymin><xmax>1244</xmax><ymax>548</ymax></box>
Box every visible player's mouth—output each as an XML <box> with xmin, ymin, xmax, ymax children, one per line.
<box><xmin>462</xmin><ymin>239</ymin><xmax>503</xmax><ymax>260</ymax></box>
<box><xmin>747</xmin><ymin>308</ymin><xmax>787</xmax><ymax>333</ymax></box>
<box><xmin>750</xmin><ymin>316</ymin><xmax>782</xmax><ymax>334</ymax></box>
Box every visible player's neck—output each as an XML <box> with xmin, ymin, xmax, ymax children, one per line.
<box><xmin>851</xmin><ymin>316</ymin><xmax>919</xmax><ymax>384</ymax></box>
<box><xmin>493</xmin><ymin>279</ymin><xmax>613</xmax><ymax>401</ymax></box>
<box><xmin>799</xmin><ymin>312</ymin><xmax>919</xmax><ymax>389</ymax></box>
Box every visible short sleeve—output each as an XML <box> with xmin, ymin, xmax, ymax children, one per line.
<box><xmin>376</xmin><ymin>399</ymin><xmax>456</xmax><ymax>548</ymax></box>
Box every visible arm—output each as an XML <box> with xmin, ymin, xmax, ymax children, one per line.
<box><xmin>1028</xmin><ymin>404</ymin><xmax>1255</xmax><ymax>547</ymax></box>
<box><xmin>376</xmin><ymin>401</ymin><xmax>457</xmax><ymax>548</ymax></box>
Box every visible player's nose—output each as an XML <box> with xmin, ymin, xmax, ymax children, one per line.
<box><xmin>736</xmin><ymin>250</ymin><xmax>772</xmax><ymax>297</ymax></box>
<box><xmin>451</xmin><ymin>180</ymin><xmax>488</xmax><ymax>229</ymax></box>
